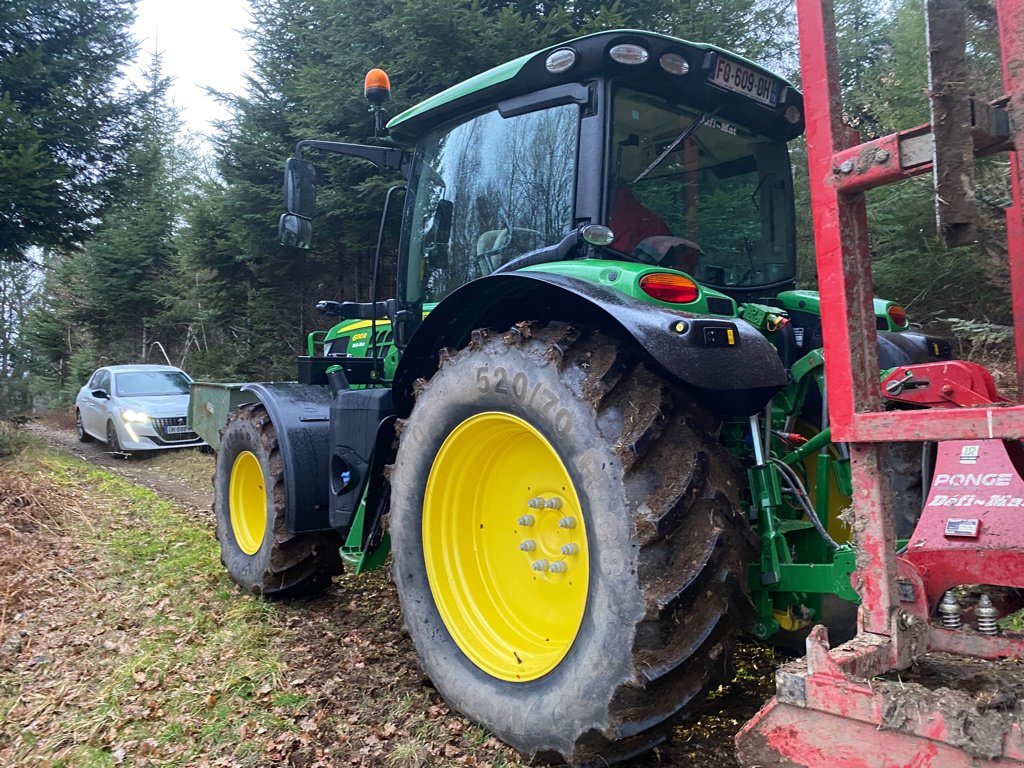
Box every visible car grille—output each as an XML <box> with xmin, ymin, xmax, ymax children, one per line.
<box><xmin>152</xmin><ymin>416</ymin><xmax>201</xmax><ymax>443</ymax></box>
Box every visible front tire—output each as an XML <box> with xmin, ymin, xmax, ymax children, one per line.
<box><xmin>390</xmin><ymin>323</ymin><xmax>754</xmax><ymax>764</ymax></box>
<box><xmin>214</xmin><ymin>403</ymin><xmax>343</xmax><ymax>597</ymax></box>
<box><xmin>76</xmin><ymin>409</ymin><xmax>94</xmax><ymax>442</ymax></box>
<box><xmin>106</xmin><ymin>420</ymin><xmax>130</xmax><ymax>458</ymax></box>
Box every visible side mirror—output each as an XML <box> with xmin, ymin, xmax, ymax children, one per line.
<box><xmin>279</xmin><ymin>214</ymin><xmax>312</xmax><ymax>249</ymax></box>
<box><xmin>284</xmin><ymin>158</ymin><xmax>316</xmax><ymax>218</ymax></box>
<box><xmin>91</xmin><ymin>388</ymin><xmax>110</xmax><ymax>400</ymax></box>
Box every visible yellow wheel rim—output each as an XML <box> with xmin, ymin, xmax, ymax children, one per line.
<box><xmin>423</xmin><ymin>412</ymin><xmax>589</xmax><ymax>682</ymax></box>
<box><xmin>229</xmin><ymin>450</ymin><xmax>268</xmax><ymax>555</ymax></box>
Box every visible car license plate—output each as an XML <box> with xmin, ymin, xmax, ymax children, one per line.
<box><xmin>166</xmin><ymin>424</ymin><xmax>191</xmax><ymax>434</ymax></box>
<box><xmin>707</xmin><ymin>54</ymin><xmax>778</xmax><ymax>107</ymax></box>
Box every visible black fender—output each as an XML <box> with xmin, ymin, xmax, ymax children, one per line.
<box><xmin>240</xmin><ymin>382</ymin><xmax>332</xmax><ymax>534</ymax></box>
<box><xmin>877</xmin><ymin>330</ymin><xmax>953</xmax><ymax>369</ymax></box>
<box><xmin>393</xmin><ymin>271</ymin><xmax>789</xmax><ymax>417</ymax></box>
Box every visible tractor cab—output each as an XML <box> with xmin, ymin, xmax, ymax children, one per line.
<box><xmin>390</xmin><ymin>31</ymin><xmax>804</xmax><ymax>311</ymax></box>
<box><xmin>282</xmin><ymin>30</ymin><xmax>805</xmax><ymax>343</ymax></box>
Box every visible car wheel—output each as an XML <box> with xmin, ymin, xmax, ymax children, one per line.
<box><xmin>76</xmin><ymin>409</ymin><xmax>94</xmax><ymax>442</ymax></box>
<box><xmin>106</xmin><ymin>420</ymin><xmax>130</xmax><ymax>459</ymax></box>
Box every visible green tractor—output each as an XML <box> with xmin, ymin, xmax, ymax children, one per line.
<box><xmin>194</xmin><ymin>29</ymin><xmax>952</xmax><ymax>765</ymax></box>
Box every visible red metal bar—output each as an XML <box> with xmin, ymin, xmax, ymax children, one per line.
<box><xmin>796</xmin><ymin>0</ymin><xmax>896</xmax><ymax>636</ymax></box>
<box><xmin>836</xmin><ymin>406</ymin><xmax>1024</xmax><ymax>443</ymax></box>
<box><xmin>831</xmin><ymin>118</ymin><xmax>1011</xmax><ymax>196</ymax></box>
<box><xmin>996</xmin><ymin>0</ymin><xmax>1024</xmax><ymax>400</ymax></box>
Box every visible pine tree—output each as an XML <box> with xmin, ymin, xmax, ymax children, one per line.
<box><xmin>0</xmin><ymin>0</ymin><xmax>141</xmax><ymax>258</ymax></box>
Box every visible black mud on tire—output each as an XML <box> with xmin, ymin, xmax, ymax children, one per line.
<box><xmin>389</xmin><ymin>323</ymin><xmax>755</xmax><ymax>765</ymax></box>
<box><xmin>214</xmin><ymin>403</ymin><xmax>343</xmax><ymax>597</ymax></box>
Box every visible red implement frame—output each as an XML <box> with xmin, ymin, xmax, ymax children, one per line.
<box><xmin>736</xmin><ymin>0</ymin><xmax>1024</xmax><ymax>765</ymax></box>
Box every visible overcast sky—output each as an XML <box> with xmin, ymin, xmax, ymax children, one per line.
<box><xmin>130</xmin><ymin>0</ymin><xmax>252</xmax><ymax>140</ymax></box>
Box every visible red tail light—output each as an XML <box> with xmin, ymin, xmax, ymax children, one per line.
<box><xmin>887</xmin><ymin>304</ymin><xmax>908</xmax><ymax>328</ymax></box>
<box><xmin>639</xmin><ymin>273</ymin><xmax>699</xmax><ymax>303</ymax></box>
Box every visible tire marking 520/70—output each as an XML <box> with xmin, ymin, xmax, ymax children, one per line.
<box><xmin>475</xmin><ymin>366</ymin><xmax>572</xmax><ymax>437</ymax></box>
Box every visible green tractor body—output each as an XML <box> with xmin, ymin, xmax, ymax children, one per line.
<box><xmin>194</xmin><ymin>29</ymin><xmax>954</xmax><ymax>765</ymax></box>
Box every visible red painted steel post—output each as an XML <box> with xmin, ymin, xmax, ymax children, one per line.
<box><xmin>996</xmin><ymin>0</ymin><xmax>1024</xmax><ymax>401</ymax></box>
<box><xmin>796</xmin><ymin>0</ymin><xmax>899</xmax><ymax>638</ymax></box>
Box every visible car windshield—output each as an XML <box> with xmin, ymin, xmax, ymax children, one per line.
<box><xmin>609</xmin><ymin>86</ymin><xmax>796</xmax><ymax>289</ymax></box>
<box><xmin>114</xmin><ymin>371</ymin><xmax>190</xmax><ymax>397</ymax></box>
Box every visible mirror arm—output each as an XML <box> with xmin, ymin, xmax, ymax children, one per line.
<box><xmin>296</xmin><ymin>140</ymin><xmax>405</xmax><ymax>171</ymax></box>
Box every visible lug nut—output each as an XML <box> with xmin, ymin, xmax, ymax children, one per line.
<box><xmin>557</xmin><ymin>516</ymin><xmax>577</xmax><ymax>529</ymax></box>
<box><xmin>532</xmin><ymin>560</ymin><xmax>549</xmax><ymax>571</ymax></box>
<box><xmin>976</xmin><ymin>594</ymin><xmax>1000</xmax><ymax>635</ymax></box>
<box><xmin>519</xmin><ymin>540</ymin><xmax>537</xmax><ymax>552</ymax></box>
<box><xmin>560</xmin><ymin>544</ymin><xmax>579</xmax><ymax>556</ymax></box>
<box><xmin>544</xmin><ymin>497</ymin><xmax>563</xmax><ymax>509</ymax></box>
<box><xmin>527</xmin><ymin>497</ymin><xmax>544</xmax><ymax>508</ymax></box>
<box><xmin>548</xmin><ymin>561</ymin><xmax>568</xmax><ymax>573</ymax></box>
<box><xmin>517</xmin><ymin>515</ymin><xmax>535</xmax><ymax>527</ymax></box>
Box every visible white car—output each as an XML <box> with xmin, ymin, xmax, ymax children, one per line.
<box><xmin>75</xmin><ymin>364</ymin><xmax>206</xmax><ymax>455</ymax></box>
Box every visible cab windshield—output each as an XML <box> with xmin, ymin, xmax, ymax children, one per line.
<box><xmin>609</xmin><ymin>86</ymin><xmax>796</xmax><ymax>290</ymax></box>
<box><xmin>402</xmin><ymin>103</ymin><xmax>577</xmax><ymax>305</ymax></box>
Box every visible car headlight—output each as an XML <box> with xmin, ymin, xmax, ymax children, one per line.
<box><xmin>120</xmin><ymin>409</ymin><xmax>151</xmax><ymax>424</ymax></box>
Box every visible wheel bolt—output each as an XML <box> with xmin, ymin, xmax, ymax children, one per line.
<box><xmin>560</xmin><ymin>543</ymin><xmax>579</xmax><ymax>556</ymax></box>
<box><xmin>519</xmin><ymin>540</ymin><xmax>537</xmax><ymax>552</ymax></box>
<box><xmin>548</xmin><ymin>561</ymin><xmax>567</xmax><ymax>573</ymax></box>
<box><xmin>527</xmin><ymin>497</ymin><xmax>544</xmax><ymax>508</ymax></box>
<box><xmin>517</xmin><ymin>515</ymin><xmax>535</xmax><ymax>526</ymax></box>
<box><xmin>558</xmin><ymin>516</ymin><xmax>577</xmax><ymax>529</ymax></box>
<box><xmin>544</xmin><ymin>497</ymin><xmax>563</xmax><ymax>509</ymax></box>
<box><xmin>532</xmin><ymin>560</ymin><xmax>549</xmax><ymax>571</ymax></box>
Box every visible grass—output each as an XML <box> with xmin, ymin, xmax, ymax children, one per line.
<box><xmin>0</xmin><ymin>443</ymin><xmax>298</xmax><ymax>766</ymax></box>
<box><xmin>0</xmin><ymin>438</ymin><xmax>529</xmax><ymax>768</ymax></box>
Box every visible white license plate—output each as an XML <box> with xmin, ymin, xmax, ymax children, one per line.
<box><xmin>708</xmin><ymin>55</ymin><xmax>778</xmax><ymax>106</ymax></box>
<box><xmin>165</xmin><ymin>424</ymin><xmax>191</xmax><ymax>434</ymax></box>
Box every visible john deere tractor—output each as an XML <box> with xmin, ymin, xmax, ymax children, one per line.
<box><xmin>194</xmin><ymin>29</ymin><xmax>953</xmax><ymax>765</ymax></box>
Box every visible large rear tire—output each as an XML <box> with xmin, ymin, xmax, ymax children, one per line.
<box><xmin>390</xmin><ymin>323</ymin><xmax>755</xmax><ymax>765</ymax></box>
<box><xmin>214</xmin><ymin>403</ymin><xmax>343</xmax><ymax>597</ymax></box>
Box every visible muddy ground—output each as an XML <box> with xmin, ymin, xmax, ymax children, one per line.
<box><xmin>11</xmin><ymin>415</ymin><xmax>783</xmax><ymax>767</ymax></box>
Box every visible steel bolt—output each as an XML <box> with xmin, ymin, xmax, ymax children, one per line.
<box><xmin>838</xmin><ymin>159</ymin><xmax>854</xmax><ymax>174</ymax></box>
<box><xmin>557</xmin><ymin>516</ymin><xmax>577</xmax><ymax>529</ymax></box>
<box><xmin>938</xmin><ymin>591</ymin><xmax>962</xmax><ymax>629</ymax></box>
<box><xmin>976</xmin><ymin>593</ymin><xmax>1000</xmax><ymax>635</ymax></box>
<box><xmin>874</xmin><ymin>149</ymin><xmax>890</xmax><ymax>164</ymax></box>
<box><xmin>532</xmin><ymin>560</ymin><xmax>549</xmax><ymax>571</ymax></box>
<box><xmin>519</xmin><ymin>540</ymin><xmax>537</xmax><ymax>552</ymax></box>
<box><xmin>548</xmin><ymin>561</ymin><xmax>568</xmax><ymax>574</ymax></box>
<box><xmin>527</xmin><ymin>497</ymin><xmax>544</xmax><ymax>508</ymax></box>
<box><xmin>544</xmin><ymin>497</ymin><xmax>563</xmax><ymax>509</ymax></box>
<box><xmin>560</xmin><ymin>543</ymin><xmax>579</xmax><ymax>556</ymax></box>
<box><xmin>517</xmin><ymin>515</ymin><xmax>535</xmax><ymax>527</ymax></box>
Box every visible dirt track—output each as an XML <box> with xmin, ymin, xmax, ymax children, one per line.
<box><xmin>25</xmin><ymin>421</ymin><xmax>213</xmax><ymax>515</ymax></box>
<box><xmin>20</xmin><ymin>416</ymin><xmax>780</xmax><ymax>768</ymax></box>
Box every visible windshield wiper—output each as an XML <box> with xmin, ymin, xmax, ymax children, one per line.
<box><xmin>631</xmin><ymin>108</ymin><xmax>719</xmax><ymax>185</ymax></box>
